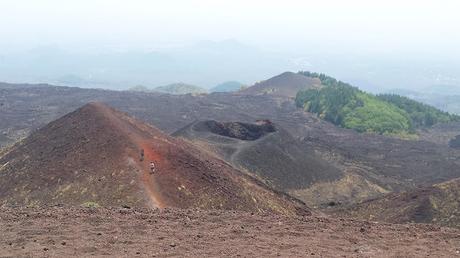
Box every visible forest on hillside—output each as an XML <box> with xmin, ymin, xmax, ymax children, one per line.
<box><xmin>296</xmin><ymin>71</ymin><xmax>460</xmax><ymax>136</ymax></box>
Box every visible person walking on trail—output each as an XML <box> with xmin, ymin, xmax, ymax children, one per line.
<box><xmin>150</xmin><ymin>161</ymin><xmax>156</xmax><ymax>174</ymax></box>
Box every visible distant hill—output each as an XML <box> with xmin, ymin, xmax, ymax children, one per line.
<box><xmin>128</xmin><ymin>85</ymin><xmax>152</xmax><ymax>92</ymax></box>
<box><xmin>296</xmin><ymin>71</ymin><xmax>459</xmax><ymax>136</ymax></box>
<box><xmin>130</xmin><ymin>81</ymin><xmax>243</xmax><ymax>94</ymax></box>
<box><xmin>153</xmin><ymin>83</ymin><xmax>207</xmax><ymax>95</ymax></box>
<box><xmin>240</xmin><ymin>72</ymin><xmax>321</xmax><ymax>98</ymax></box>
<box><xmin>210</xmin><ymin>81</ymin><xmax>244</xmax><ymax>92</ymax></box>
<box><xmin>339</xmin><ymin>178</ymin><xmax>460</xmax><ymax>228</ymax></box>
<box><xmin>0</xmin><ymin>82</ymin><xmax>53</xmax><ymax>89</ymax></box>
<box><xmin>0</xmin><ymin>102</ymin><xmax>309</xmax><ymax>215</ymax></box>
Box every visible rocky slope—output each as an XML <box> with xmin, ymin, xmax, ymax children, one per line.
<box><xmin>337</xmin><ymin>178</ymin><xmax>460</xmax><ymax>228</ymax></box>
<box><xmin>0</xmin><ymin>103</ymin><xmax>308</xmax><ymax>215</ymax></box>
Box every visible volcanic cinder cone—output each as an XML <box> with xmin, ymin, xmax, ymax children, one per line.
<box><xmin>0</xmin><ymin>102</ymin><xmax>309</xmax><ymax>216</ymax></box>
<box><xmin>240</xmin><ymin>72</ymin><xmax>321</xmax><ymax>98</ymax></box>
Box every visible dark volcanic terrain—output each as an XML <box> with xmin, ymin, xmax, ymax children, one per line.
<box><xmin>0</xmin><ymin>102</ymin><xmax>308</xmax><ymax>215</ymax></box>
<box><xmin>450</xmin><ymin>135</ymin><xmax>460</xmax><ymax>149</ymax></box>
<box><xmin>337</xmin><ymin>177</ymin><xmax>460</xmax><ymax>228</ymax></box>
<box><xmin>2</xmin><ymin>78</ymin><xmax>460</xmax><ymax>208</ymax></box>
<box><xmin>297</xmin><ymin>129</ymin><xmax>460</xmax><ymax>206</ymax></box>
<box><xmin>2</xmin><ymin>72</ymin><xmax>460</xmax><ymax>213</ymax></box>
<box><xmin>173</xmin><ymin>119</ymin><xmax>342</xmax><ymax>192</ymax></box>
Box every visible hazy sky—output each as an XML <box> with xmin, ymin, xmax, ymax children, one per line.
<box><xmin>1</xmin><ymin>0</ymin><xmax>459</xmax><ymax>92</ymax></box>
<box><xmin>1</xmin><ymin>0</ymin><xmax>459</xmax><ymax>56</ymax></box>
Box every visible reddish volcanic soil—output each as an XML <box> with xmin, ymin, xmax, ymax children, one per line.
<box><xmin>90</xmin><ymin>101</ymin><xmax>166</xmax><ymax>208</ymax></box>
<box><xmin>0</xmin><ymin>102</ymin><xmax>308</xmax><ymax>215</ymax></box>
<box><xmin>1</xmin><ymin>207</ymin><xmax>460</xmax><ymax>257</ymax></box>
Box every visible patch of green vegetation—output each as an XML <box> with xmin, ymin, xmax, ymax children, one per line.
<box><xmin>296</xmin><ymin>82</ymin><xmax>412</xmax><ymax>134</ymax></box>
<box><xmin>342</xmin><ymin>92</ymin><xmax>412</xmax><ymax>134</ymax></box>
<box><xmin>383</xmin><ymin>131</ymin><xmax>419</xmax><ymax>141</ymax></box>
<box><xmin>296</xmin><ymin>71</ymin><xmax>458</xmax><ymax>135</ymax></box>
<box><xmin>376</xmin><ymin>94</ymin><xmax>460</xmax><ymax>127</ymax></box>
<box><xmin>296</xmin><ymin>71</ymin><xmax>460</xmax><ymax>135</ymax></box>
<box><xmin>81</xmin><ymin>201</ymin><xmax>100</xmax><ymax>208</ymax></box>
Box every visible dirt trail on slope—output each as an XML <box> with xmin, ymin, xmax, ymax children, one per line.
<box><xmin>137</xmin><ymin>142</ymin><xmax>165</xmax><ymax>209</ymax></box>
<box><xmin>95</xmin><ymin>103</ymin><xmax>165</xmax><ymax>208</ymax></box>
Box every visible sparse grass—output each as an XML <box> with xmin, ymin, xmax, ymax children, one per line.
<box><xmin>383</xmin><ymin>131</ymin><xmax>419</xmax><ymax>141</ymax></box>
<box><xmin>81</xmin><ymin>201</ymin><xmax>100</xmax><ymax>208</ymax></box>
<box><xmin>0</xmin><ymin>145</ymin><xmax>12</xmax><ymax>157</ymax></box>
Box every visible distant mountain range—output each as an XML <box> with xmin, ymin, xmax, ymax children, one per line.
<box><xmin>153</xmin><ymin>83</ymin><xmax>207</xmax><ymax>95</ymax></box>
<box><xmin>210</xmin><ymin>81</ymin><xmax>244</xmax><ymax>92</ymax></box>
<box><xmin>128</xmin><ymin>83</ymin><xmax>207</xmax><ymax>95</ymax></box>
<box><xmin>0</xmin><ymin>41</ymin><xmax>302</xmax><ymax>90</ymax></box>
<box><xmin>2</xmin><ymin>40</ymin><xmax>460</xmax><ymax>93</ymax></box>
<box><xmin>128</xmin><ymin>81</ymin><xmax>245</xmax><ymax>95</ymax></box>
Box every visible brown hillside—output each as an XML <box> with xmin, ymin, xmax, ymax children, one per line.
<box><xmin>0</xmin><ymin>102</ymin><xmax>309</xmax><ymax>216</ymax></box>
<box><xmin>337</xmin><ymin>178</ymin><xmax>460</xmax><ymax>228</ymax></box>
<box><xmin>240</xmin><ymin>71</ymin><xmax>321</xmax><ymax>98</ymax></box>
